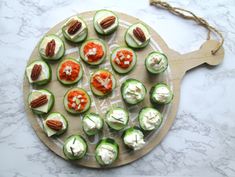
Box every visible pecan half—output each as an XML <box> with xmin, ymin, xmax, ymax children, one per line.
<box><xmin>45</xmin><ymin>39</ymin><xmax>56</xmax><ymax>57</ymax></box>
<box><xmin>46</xmin><ymin>119</ymin><xmax>63</xmax><ymax>131</ymax></box>
<box><xmin>30</xmin><ymin>95</ymin><xmax>48</xmax><ymax>108</ymax></box>
<box><xmin>67</xmin><ymin>20</ymin><xmax>82</xmax><ymax>35</ymax></box>
<box><xmin>31</xmin><ymin>64</ymin><xmax>42</xmax><ymax>81</ymax></box>
<box><xmin>100</xmin><ymin>16</ymin><xmax>116</xmax><ymax>29</ymax></box>
<box><xmin>133</xmin><ymin>27</ymin><xmax>146</xmax><ymax>42</ymax></box>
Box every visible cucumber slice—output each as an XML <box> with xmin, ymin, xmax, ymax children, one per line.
<box><xmin>39</xmin><ymin>34</ymin><xmax>65</xmax><ymax>60</ymax></box>
<box><xmin>123</xmin><ymin>127</ymin><xmax>145</xmax><ymax>150</ymax></box>
<box><xmin>150</xmin><ymin>83</ymin><xmax>173</xmax><ymax>105</ymax></box>
<box><xmin>28</xmin><ymin>89</ymin><xmax>54</xmax><ymax>115</ymax></box>
<box><xmin>93</xmin><ymin>9</ymin><xmax>119</xmax><ymax>35</ymax></box>
<box><xmin>121</xmin><ymin>79</ymin><xmax>147</xmax><ymax>105</ymax></box>
<box><xmin>63</xmin><ymin>87</ymin><xmax>91</xmax><ymax>114</ymax></box>
<box><xmin>63</xmin><ymin>135</ymin><xmax>87</xmax><ymax>160</ymax></box>
<box><xmin>110</xmin><ymin>47</ymin><xmax>137</xmax><ymax>74</ymax></box>
<box><xmin>138</xmin><ymin>107</ymin><xmax>162</xmax><ymax>131</ymax></box>
<box><xmin>90</xmin><ymin>69</ymin><xmax>116</xmax><ymax>97</ymax></box>
<box><xmin>56</xmin><ymin>58</ymin><xmax>83</xmax><ymax>85</ymax></box>
<box><xmin>125</xmin><ymin>23</ymin><xmax>150</xmax><ymax>49</ymax></box>
<box><xmin>95</xmin><ymin>138</ymin><xmax>119</xmax><ymax>166</ymax></box>
<box><xmin>82</xmin><ymin>112</ymin><xmax>104</xmax><ymax>136</ymax></box>
<box><xmin>25</xmin><ymin>60</ymin><xmax>52</xmax><ymax>86</ymax></box>
<box><xmin>62</xmin><ymin>16</ymin><xmax>88</xmax><ymax>43</ymax></box>
<box><xmin>79</xmin><ymin>39</ymin><xmax>107</xmax><ymax>66</ymax></box>
<box><xmin>105</xmin><ymin>107</ymin><xmax>129</xmax><ymax>131</ymax></box>
<box><xmin>43</xmin><ymin>112</ymin><xmax>68</xmax><ymax>137</ymax></box>
<box><xmin>145</xmin><ymin>51</ymin><xmax>168</xmax><ymax>74</ymax></box>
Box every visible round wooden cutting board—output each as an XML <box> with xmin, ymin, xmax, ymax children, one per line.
<box><xmin>23</xmin><ymin>11</ymin><xmax>224</xmax><ymax>168</ymax></box>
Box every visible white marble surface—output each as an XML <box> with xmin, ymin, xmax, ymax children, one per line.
<box><xmin>0</xmin><ymin>0</ymin><xmax>235</xmax><ymax>176</ymax></box>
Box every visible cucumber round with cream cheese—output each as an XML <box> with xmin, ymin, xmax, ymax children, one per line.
<box><xmin>150</xmin><ymin>83</ymin><xmax>173</xmax><ymax>105</ymax></box>
<box><xmin>121</xmin><ymin>78</ymin><xmax>147</xmax><ymax>105</ymax></box>
<box><xmin>95</xmin><ymin>138</ymin><xmax>119</xmax><ymax>166</ymax></box>
<box><xmin>63</xmin><ymin>134</ymin><xmax>87</xmax><ymax>160</ymax></box>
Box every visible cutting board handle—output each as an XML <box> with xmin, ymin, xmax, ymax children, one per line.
<box><xmin>169</xmin><ymin>40</ymin><xmax>224</xmax><ymax>79</ymax></box>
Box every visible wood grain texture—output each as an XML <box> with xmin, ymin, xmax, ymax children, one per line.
<box><xmin>23</xmin><ymin>11</ymin><xmax>224</xmax><ymax>168</ymax></box>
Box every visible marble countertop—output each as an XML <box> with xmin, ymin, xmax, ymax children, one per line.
<box><xmin>0</xmin><ymin>0</ymin><xmax>235</xmax><ymax>176</ymax></box>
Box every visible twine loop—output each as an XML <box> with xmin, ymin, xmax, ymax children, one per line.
<box><xmin>150</xmin><ymin>0</ymin><xmax>224</xmax><ymax>55</ymax></box>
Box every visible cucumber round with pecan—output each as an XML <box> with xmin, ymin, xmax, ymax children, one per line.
<box><xmin>28</xmin><ymin>89</ymin><xmax>55</xmax><ymax>115</ymax></box>
<box><xmin>25</xmin><ymin>60</ymin><xmax>52</xmax><ymax>86</ymax></box>
<box><xmin>125</xmin><ymin>23</ymin><xmax>150</xmax><ymax>49</ymax></box>
<box><xmin>62</xmin><ymin>16</ymin><xmax>88</xmax><ymax>43</ymax></box>
<box><xmin>93</xmin><ymin>9</ymin><xmax>119</xmax><ymax>35</ymax></box>
<box><xmin>39</xmin><ymin>34</ymin><xmax>65</xmax><ymax>60</ymax></box>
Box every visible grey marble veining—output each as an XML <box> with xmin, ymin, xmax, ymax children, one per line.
<box><xmin>0</xmin><ymin>0</ymin><xmax>235</xmax><ymax>176</ymax></box>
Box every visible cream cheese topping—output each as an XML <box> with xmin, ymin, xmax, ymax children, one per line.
<box><xmin>97</xmin><ymin>144</ymin><xmax>116</xmax><ymax>165</ymax></box>
<box><xmin>124</xmin><ymin>82</ymin><xmax>145</xmax><ymax>101</ymax></box>
<box><xmin>153</xmin><ymin>86</ymin><xmax>171</xmax><ymax>103</ymax></box>
<box><xmin>148</xmin><ymin>53</ymin><xmax>167</xmax><ymax>71</ymax></box>
<box><xmin>66</xmin><ymin>138</ymin><xmax>85</xmax><ymax>157</ymax></box>
<box><xmin>107</xmin><ymin>109</ymin><xmax>126</xmax><ymax>125</ymax></box>
<box><xmin>124</xmin><ymin>130</ymin><xmax>145</xmax><ymax>150</ymax></box>
<box><xmin>142</xmin><ymin>109</ymin><xmax>162</xmax><ymax>130</ymax></box>
<box><xmin>83</xmin><ymin>115</ymin><xmax>102</xmax><ymax>133</ymax></box>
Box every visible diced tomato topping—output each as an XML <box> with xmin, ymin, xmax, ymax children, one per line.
<box><xmin>114</xmin><ymin>50</ymin><xmax>133</xmax><ymax>69</ymax></box>
<box><xmin>67</xmin><ymin>90</ymin><xmax>88</xmax><ymax>111</ymax></box>
<box><xmin>91</xmin><ymin>71</ymin><xmax>112</xmax><ymax>94</ymax></box>
<box><xmin>59</xmin><ymin>60</ymin><xmax>80</xmax><ymax>81</ymax></box>
<box><xmin>83</xmin><ymin>42</ymin><xmax>104</xmax><ymax>62</ymax></box>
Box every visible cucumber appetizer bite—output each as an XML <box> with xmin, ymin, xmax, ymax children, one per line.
<box><xmin>145</xmin><ymin>51</ymin><xmax>168</xmax><ymax>74</ymax></box>
<box><xmin>121</xmin><ymin>79</ymin><xmax>146</xmax><ymax>105</ymax></box>
<box><xmin>150</xmin><ymin>83</ymin><xmax>173</xmax><ymax>105</ymax></box>
<box><xmin>93</xmin><ymin>9</ymin><xmax>119</xmax><ymax>35</ymax></box>
<box><xmin>125</xmin><ymin>23</ymin><xmax>150</xmax><ymax>49</ymax></box>
<box><xmin>90</xmin><ymin>69</ymin><xmax>116</xmax><ymax>97</ymax></box>
<box><xmin>138</xmin><ymin>107</ymin><xmax>162</xmax><ymax>131</ymax></box>
<box><xmin>62</xmin><ymin>16</ymin><xmax>88</xmax><ymax>43</ymax></box>
<box><xmin>95</xmin><ymin>138</ymin><xmax>119</xmax><ymax>166</ymax></box>
<box><xmin>57</xmin><ymin>58</ymin><xmax>83</xmax><ymax>85</ymax></box>
<box><xmin>39</xmin><ymin>34</ymin><xmax>65</xmax><ymax>60</ymax></box>
<box><xmin>105</xmin><ymin>107</ymin><xmax>129</xmax><ymax>131</ymax></box>
<box><xmin>80</xmin><ymin>39</ymin><xmax>106</xmax><ymax>66</ymax></box>
<box><xmin>63</xmin><ymin>135</ymin><xmax>87</xmax><ymax>160</ymax></box>
<box><xmin>110</xmin><ymin>47</ymin><xmax>137</xmax><ymax>74</ymax></box>
<box><xmin>82</xmin><ymin>112</ymin><xmax>103</xmax><ymax>136</ymax></box>
<box><xmin>25</xmin><ymin>60</ymin><xmax>51</xmax><ymax>86</ymax></box>
<box><xmin>43</xmin><ymin>112</ymin><xmax>68</xmax><ymax>137</ymax></box>
<box><xmin>123</xmin><ymin>127</ymin><xmax>145</xmax><ymax>150</ymax></box>
<box><xmin>63</xmin><ymin>88</ymin><xmax>91</xmax><ymax>114</ymax></box>
<box><xmin>28</xmin><ymin>89</ymin><xmax>54</xmax><ymax>115</ymax></box>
